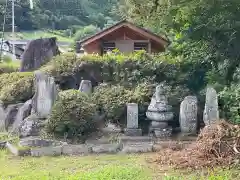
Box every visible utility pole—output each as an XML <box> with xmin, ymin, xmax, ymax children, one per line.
<box><xmin>11</xmin><ymin>0</ymin><xmax>33</xmax><ymax>60</ymax></box>
<box><xmin>12</xmin><ymin>0</ymin><xmax>16</xmax><ymax>60</ymax></box>
<box><xmin>0</xmin><ymin>0</ymin><xmax>8</xmax><ymax>62</ymax></box>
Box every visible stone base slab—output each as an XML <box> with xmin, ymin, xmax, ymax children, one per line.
<box><xmin>174</xmin><ymin>133</ymin><xmax>198</xmax><ymax>141</ymax></box>
<box><xmin>153</xmin><ymin>140</ymin><xmax>193</xmax><ymax>151</ymax></box>
<box><xmin>154</xmin><ymin>128</ymin><xmax>172</xmax><ymax>138</ymax></box>
<box><xmin>19</xmin><ymin>137</ymin><xmax>65</xmax><ymax>147</ymax></box>
<box><xmin>91</xmin><ymin>143</ymin><xmax>122</xmax><ymax>154</ymax></box>
<box><xmin>85</xmin><ymin>138</ymin><xmax>111</xmax><ymax>145</ymax></box>
<box><xmin>62</xmin><ymin>145</ymin><xmax>92</xmax><ymax>155</ymax></box>
<box><xmin>121</xmin><ymin>143</ymin><xmax>153</xmax><ymax>153</ymax></box>
<box><xmin>31</xmin><ymin>146</ymin><xmax>62</xmax><ymax>157</ymax></box>
<box><xmin>120</xmin><ymin>136</ymin><xmax>153</xmax><ymax>144</ymax></box>
<box><xmin>124</xmin><ymin>128</ymin><xmax>142</xmax><ymax>136</ymax></box>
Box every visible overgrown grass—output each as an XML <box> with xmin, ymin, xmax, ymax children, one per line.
<box><xmin>0</xmin><ymin>152</ymin><xmax>151</xmax><ymax>180</ymax></box>
<box><xmin>0</xmin><ymin>149</ymin><xmax>239</xmax><ymax>180</ymax></box>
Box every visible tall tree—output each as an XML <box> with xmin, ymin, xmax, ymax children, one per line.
<box><xmin>117</xmin><ymin>0</ymin><xmax>240</xmax><ymax>84</ymax></box>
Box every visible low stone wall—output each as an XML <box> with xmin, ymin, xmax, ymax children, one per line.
<box><xmin>5</xmin><ymin>136</ymin><xmax>196</xmax><ymax>157</ymax></box>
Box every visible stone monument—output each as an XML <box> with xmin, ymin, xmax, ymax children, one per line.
<box><xmin>124</xmin><ymin>103</ymin><xmax>142</xmax><ymax>136</ymax></box>
<box><xmin>203</xmin><ymin>86</ymin><xmax>219</xmax><ymax>126</ymax></box>
<box><xmin>32</xmin><ymin>71</ymin><xmax>58</xmax><ymax>118</ymax></box>
<box><xmin>0</xmin><ymin>101</ymin><xmax>6</xmax><ymax>131</ymax></box>
<box><xmin>146</xmin><ymin>84</ymin><xmax>173</xmax><ymax>138</ymax></box>
<box><xmin>179</xmin><ymin>96</ymin><xmax>198</xmax><ymax>135</ymax></box>
<box><xmin>79</xmin><ymin>80</ymin><xmax>92</xmax><ymax>95</ymax></box>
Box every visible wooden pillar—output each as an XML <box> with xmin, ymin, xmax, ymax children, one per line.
<box><xmin>99</xmin><ymin>39</ymin><xmax>104</xmax><ymax>56</ymax></box>
<box><xmin>148</xmin><ymin>40</ymin><xmax>151</xmax><ymax>53</ymax></box>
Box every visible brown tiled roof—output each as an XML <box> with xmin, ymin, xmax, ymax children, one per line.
<box><xmin>78</xmin><ymin>20</ymin><xmax>170</xmax><ymax>46</ymax></box>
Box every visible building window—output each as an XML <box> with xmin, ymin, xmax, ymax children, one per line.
<box><xmin>134</xmin><ymin>42</ymin><xmax>148</xmax><ymax>52</ymax></box>
<box><xmin>103</xmin><ymin>42</ymin><xmax>115</xmax><ymax>54</ymax></box>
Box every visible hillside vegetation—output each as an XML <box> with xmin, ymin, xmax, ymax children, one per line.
<box><xmin>0</xmin><ymin>0</ymin><xmax>118</xmax><ymax>31</ymax></box>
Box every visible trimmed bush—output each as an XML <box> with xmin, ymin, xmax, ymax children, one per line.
<box><xmin>45</xmin><ymin>90</ymin><xmax>97</xmax><ymax>140</ymax></box>
<box><xmin>42</xmin><ymin>52</ymin><xmax>209</xmax><ymax>93</ymax></box>
<box><xmin>0</xmin><ymin>72</ymin><xmax>34</xmax><ymax>106</ymax></box>
<box><xmin>91</xmin><ymin>82</ymin><xmax>154</xmax><ymax>127</ymax></box>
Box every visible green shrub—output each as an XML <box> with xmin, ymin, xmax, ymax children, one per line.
<box><xmin>74</xmin><ymin>25</ymin><xmax>100</xmax><ymax>42</ymax></box>
<box><xmin>92</xmin><ymin>82</ymin><xmax>192</xmax><ymax>131</ymax></box>
<box><xmin>45</xmin><ymin>90</ymin><xmax>97</xmax><ymax>140</ymax></box>
<box><xmin>1</xmin><ymin>55</ymin><xmax>12</xmax><ymax>63</ymax></box>
<box><xmin>0</xmin><ymin>61</ymin><xmax>20</xmax><ymax>74</ymax></box>
<box><xmin>219</xmin><ymin>84</ymin><xmax>240</xmax><ymax>124</ymax></box>
<box><xmin>91</xmin><ymin>82</ymin><xmax>154</xmax><ymax>127</ymax></box>
<box><xmin>0</xmin><ymin>72</ymin><xmax>34</xmax><ymax>105</ymax></box>
<box><xmin>43</xmin><ymin>52</ymin><xmax>209</xmax><ymax>93</ymax></box>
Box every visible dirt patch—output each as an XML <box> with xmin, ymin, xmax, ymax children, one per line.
<box><xmin>151</xmin><ymin>120</ymin><xmax>240</xmax><ymax>169</ymax></box>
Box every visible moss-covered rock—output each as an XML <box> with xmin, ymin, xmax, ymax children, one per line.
<box><xmin>0</xmin><ymin>72</ymin><xmax>34</xmax><ymax>106</ymax></box>
<box><xmin>45</xmin><ymin>90</ymin><xmax>97</xmax><ymax>140</ymax></box>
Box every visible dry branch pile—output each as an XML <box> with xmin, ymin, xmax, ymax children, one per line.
<box><xmin>153</xmin><ymin>120</ymin><xmax>240</xmax><ymax>169</ymax></box>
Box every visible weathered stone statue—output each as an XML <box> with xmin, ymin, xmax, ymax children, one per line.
<box><xmin>146</xmin><ymin>84</ymin><xmax>173</xmax><ymax>138</ymax></box>
<box><xmin>79</xmin><ymin>80</ymin><xmax>92</xmax><ymax>95</ymax></box>
<box><xmin>31</xmin><ymin>71</ymin><xmax>58</xmax><ymax>118</ymax></box>
<box><xmin>20</xmin><ymin>37</ymin><xmax>60</xmax><ymax>72</ymax></box>
<box><xmin>125</xmin><ymin>103</ymin><xmax>142</xmax><ymax>136</ymax></box>
<box><xmin>179</xmin><ymin>96</ymin><xmax>198</xmax><ymax>134</ymax></box>
<box><xmin>203</xmin><ymin>86</ymin><xmax>219</xmax><ymax>125</ymax></box>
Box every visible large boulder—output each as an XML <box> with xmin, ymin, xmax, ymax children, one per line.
<box><xmin>20</xmin><ymin>37</ymin><xmax>60</xmax><ymax>72</ymax></box>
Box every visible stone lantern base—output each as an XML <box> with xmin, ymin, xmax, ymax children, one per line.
<box><xmin>124</xmin><ymin>128</ymin><xmax>142</xmax><ymax>136</ymax></box>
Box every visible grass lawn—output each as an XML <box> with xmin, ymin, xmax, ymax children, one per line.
<box><xmin>0</xmin><ymin>149</ymin><xmax>239</xmax><ymax>180</ymax></box>
<box><xmin>4</xmin><ymin>31</ymin><xmax>73</xmax><ymax>43</ymax></box>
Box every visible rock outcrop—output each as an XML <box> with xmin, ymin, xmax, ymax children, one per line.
<box><xmin>20</xmin><ymin>37</ymin><xmax>60</xmax><ymax>72</ymax></box>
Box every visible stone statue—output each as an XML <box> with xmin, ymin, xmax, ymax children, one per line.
<box><xmin>125</xmin><ymin>103</ymin><xmax>142</xmax><ymax>136</ymax></box>
<box><xmin>79</xmin><ymin>80</ymin><xmax>92</xmax><ymax>95</ymax></box>
<box><xmin>31</xmin><ymin>71</ymin><xmax>58</xmax><ymax>118</ymax></box>
<box><xmin>146</xmin><ymin>84</ymin><xmax>173</xmax><ymax>138</ymax></box>
<box><xmin>179</xmin><ymin>96</ymin><xmax>198</xmax><ymax>134</ymax></box>
<box><xmin>203</xmin><ymin>86</ymin><xmax>219</xmax><ymax>125</ymax></box>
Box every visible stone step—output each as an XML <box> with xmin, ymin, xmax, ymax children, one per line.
<box><xmin>120</xmin><ymin>136</ymin><xmax>153</xmax><ymax>144</ymax></box>
<box><xmin>121</xmin><ymin>142</ymin><xmax>154</xmax><ymax>153</ymax></box>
